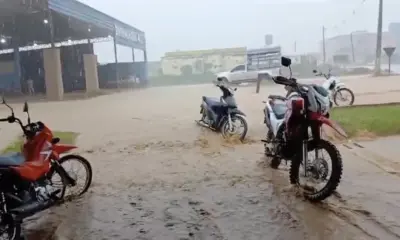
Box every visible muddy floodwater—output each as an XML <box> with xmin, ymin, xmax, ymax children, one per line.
<box><xmin>1</xmin><ymin>76</ymin><xmax>400</xmax><ymax>240</ymax></box>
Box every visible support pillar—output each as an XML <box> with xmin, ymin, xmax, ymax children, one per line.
<box><xmin>13</xmin><ymin>47</ymin><xmax>21</xmax><ymax>92</ymax></box>
<box><xmin>113</xmin><ymin>25</ymin><xmax>119</xmax><ymax>88</ymax></box>
<box><xmin>143</xmin><ymin>49</ymin><xmax>148</xmax><ymax>82</ymax></box>
<box><xmin>83</xmin><ymin>54</ymin><xmax>99</xmax><ymax>93</ymax></box>
<box><xmin>43</xmin><ymin>48</ymin><xmax>63</xmax><ymax>100</ymax></box>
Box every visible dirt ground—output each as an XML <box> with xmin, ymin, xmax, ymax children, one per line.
<box><xmin>1</xmin><ymin>75</ymin><xmax>400</xmax><ymax>239</ymax></box>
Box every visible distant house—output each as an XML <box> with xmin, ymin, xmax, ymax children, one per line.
<box><xmin>322</xmin><ymin>31</ymin><xmax>395</xmax><ymax>64</ymax></box>
<box><xmin>161</xmin><ymin>47</ymin><xmax>247</xmax><ymax>76</ymax></box>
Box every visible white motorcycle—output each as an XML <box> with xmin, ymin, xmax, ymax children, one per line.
<box><xmin>313</xmin><ymin>69</ymin><xmax>355</xmax><ymax>106</ymax></box>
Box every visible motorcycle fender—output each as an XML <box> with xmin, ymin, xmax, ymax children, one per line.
<box><xmin>52</xmin><ymin>144</ymin><xmax>77</xmax><ymax>160</ymax></box>
<box><xmin>316</xmin><ymin>115</ymin><xmax>348</xmax><ymax>138</ymax></box>
<box><xmin>200</xmin><ymin>101</ymin><xmax>207</xmax><ymax>113</ymax></box>
<box><xmin>264</xmin><ymin>106</ymin><xmax>270</xmax><ymax>125</ymax></box>
<box><xmin>229</xmin><ymin>108</ymin><xmax>246</xmax><ymax>116</ymax></box>
<box><xmin>334</xmin><ymin>82</ymin><xmax>346</xmax><ymax>91</ymax></box>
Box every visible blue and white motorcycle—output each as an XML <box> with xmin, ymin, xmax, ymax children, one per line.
<box><xmin>196</xmin><ymin>79</ymin><xmax>248</xmax><ymax>141</ymax></box>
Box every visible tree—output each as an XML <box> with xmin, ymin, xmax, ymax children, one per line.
<box><xmin>180</xmin><ymin>65</ymin><xmax>193</xmax><ymax>76</ymax></box>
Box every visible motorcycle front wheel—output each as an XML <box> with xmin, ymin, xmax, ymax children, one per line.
<box><xmin>221</xmin><ymin>115</ymin><xmax>248</xmax><ymax>141</ymax></box>
<box><xmin>289</xmin><ymin>139</ymin><xmax>343</xmax><ymax>202</ymax></box>
<box><xmin>333</xmin><ymin>88</ymin><xmax>355</xmax><ymax>106</ymax></box>
<box><xmin>57</xmin><ymin>155</ymin><xmax>93</xmax><ymax>198</ymax></box>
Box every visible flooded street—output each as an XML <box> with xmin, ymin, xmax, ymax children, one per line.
<box><xmin>1</xmin><ymin>76</ymin><xmax>400</xmax><ymax>239</ymax></box>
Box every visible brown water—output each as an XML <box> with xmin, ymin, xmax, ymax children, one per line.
<box><xmin>1</xmin><ymin>75</ymin><xmax>400</xmax><ymax>239</ymax></box>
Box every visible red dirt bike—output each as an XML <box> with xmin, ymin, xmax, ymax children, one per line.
<box><xmin>272</xmin><ymin>57</ymin><xmax>347</xmax><ymax>202</ymax></box>
<box><xmin>0</xmin><ymin>98</ymin><xmax>92</xmax><ymax>240</ymax></box>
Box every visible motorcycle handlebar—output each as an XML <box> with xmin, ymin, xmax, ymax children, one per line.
<box><xmin>0</xmin><ymin>115</ymin><xmax>29</xmax><ymax>135</ymax></box>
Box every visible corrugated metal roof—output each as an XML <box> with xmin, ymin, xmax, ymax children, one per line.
<box><xmin>48</xmin><ymin>0</ymin><xmax>146</xmax><ymax>49</ymax></box>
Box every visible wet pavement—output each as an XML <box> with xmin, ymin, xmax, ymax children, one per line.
<box><xmin>1</xmin><ymin>75</ymin><xmax>400</xmax><ymax>239</ymax></box>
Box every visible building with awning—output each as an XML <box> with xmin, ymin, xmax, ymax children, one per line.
<box><xmin>0</xmin><ymin>0</ymin><xmax>147</xmax><ymax>100</ymax></box>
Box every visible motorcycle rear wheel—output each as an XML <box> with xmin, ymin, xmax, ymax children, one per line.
<box><xmin>0</xmin><ymin>214</ymin><xmax>21</xmax><ymax>240</ymax></box>
<box><xmin>289</xmin><ymin>139</ymin><xmax>343</xmax><ymax>202</ymax></box>
<box><xmin>264</xmin><ymin>130</ymin><xmax>282</xmax><ymax>169</ymax></box>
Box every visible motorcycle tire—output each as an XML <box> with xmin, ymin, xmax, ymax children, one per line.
<box><xmin>0</xmin><ymin>214</ymin><xmax>21</xmax><ymax>240</ymax></box>
<box><xmin>269</xmin><ymin>157</ymin><xmax>281</xmax><ymax>169</ymax></box>
<box><xmin>57</xmin><ymin>155</ymin><xmax>93</xmax><ymax>198</ymax></box>
<box><xmin>264</xmin><ymin>130</ymin><xmax>282</xmax><ymax>169</ymax></box>
<box><xmin>333</xmin><ymin>88</ymin><xmax>355</xmax><ymax>106</ymax></box>
<box><xmin>289</xmin><ymin>139</ymin><xmax>343</xmax><ymax>202</ymax></box>
<box><xmin>221</xmin><ymin>115</ymin><xmax>248</xmax><ymax>141</ymax></box>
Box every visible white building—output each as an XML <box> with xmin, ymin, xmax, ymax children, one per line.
<box><xmin>161</xmin><ymin>47</ymin><xmax>247</xmax><ymax>76</ymax></box>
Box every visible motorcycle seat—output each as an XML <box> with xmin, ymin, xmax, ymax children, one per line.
<box><xmin>202</xmin><ymin>96</ymin><xmax>223</xmax><ymax>106</ymax></box>
<box><xmin>0</xmin><ymin>152</ymin><xmax>25</xmax><ymax>166</ymax></box>
<box><xmin>268</xmin><ymin>95</ymin><xmax>286</xmax><ymax>101</ymax></box>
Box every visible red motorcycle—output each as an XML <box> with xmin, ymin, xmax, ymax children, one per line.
<box><xmin>0</xmin><ymin>98</ymin><xmax>92</xmax><ymax>240</ymax></box>
<box><xmin>272</xmin><ymin>57</ymin><xmax>347</xmax><ymax>201</ymax></box>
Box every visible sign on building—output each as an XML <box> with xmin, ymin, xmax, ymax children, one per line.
<box><xmin>247</xmin><ymin>46</ymin><xmax>281</xmax><ymax>71</ymax></box>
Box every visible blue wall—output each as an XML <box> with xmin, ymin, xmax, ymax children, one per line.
<box><xmin>0</xmin><ymin>49</ymin><xmax>21</xmax><ymax>92</ymax></box>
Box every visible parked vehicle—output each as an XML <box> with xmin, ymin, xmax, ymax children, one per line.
<box><xmin>216</xmin><ymin>64</ymin><xmax>279</xmax><ymax>84</ymax></box>
<box><xmin>262</xmin><ymin>56</ymin><xmax>347</xmax><ymax>201</ymax></box>
<box><xmin>0</xmin><ymin>98</ymin><xmax>92</xmax><ymax>239</ymax></box>
<box><xmin>313</xmin><ymin>69</ymin><xmax>355</xmax><ymax>106</ymax></box>
<box><xmin>196</xmin><ymin>80</ymin><xmax>248</xmax><ymax>140</ymax></box>
<box><xmin>216</xmin><ymin>46</ymin><xmax>282</xmax><ymax>84</ymax></box>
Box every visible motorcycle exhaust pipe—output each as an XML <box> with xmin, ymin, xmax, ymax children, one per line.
<box><xmin>11</xmin><ymin>199</ymin><xmax>56</xmax><ymax>219</ymax></box>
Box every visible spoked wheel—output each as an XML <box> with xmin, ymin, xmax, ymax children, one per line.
<box><xmin>333</xmin><ymin>88</ymin><xmax>355</xmax><ymax>106</ymax></box>
<box><xmin>0</xmin><ymin>214</ymin><xmax>21</xmax><ymax>240</ymax></box>
<box><xmin>289</xmin><ymin>139</ymin><xmax>343</xmax><ymax>202</ymax></box>
<box><xmin>264</xmin><ymin>130</ymin><xmax>281</xmax><ymax>169</ymax></box>
<box><xmin>221</xmin><ymin>115</ymin><xmax>248</xmax><ymax>141</ymax></box>
<box><xmin>58</xmin><ymin>155</ymin><xmax>92</xmax><ymax>199</ymax></box>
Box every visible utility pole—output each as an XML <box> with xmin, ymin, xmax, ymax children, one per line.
<box><xmin>374</xmin><ymin>0</ymin><xmax>383</xmax><ymax>76</ymax></box>
<box><xmin>294</xmin><ymin>41</ymin><xmax>297</xmax><ymax>53</ymax></box>
<box><xmin>322</xmin><ymin>26</ymin><xmax>326</xmax><ymax>63</ymax></box>
<box><xmin>350</xmin><ymin>32</ymin><xmax>356</xmax><ymax>63</ymax></box>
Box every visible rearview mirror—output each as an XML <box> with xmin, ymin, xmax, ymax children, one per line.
<box><xmin>23</xmin><ymin>102</ymin><xmax>29</xmax><ymax>112</ymax></box>
<box><xmin>281</xmin><ymin>57</ymin><xmax>291</xmax><ymax>67</ymax></box>
<box><xmin>312</xmin><ymin>70</ymin><xmax>317</xmax><ymax>73</ymax></box>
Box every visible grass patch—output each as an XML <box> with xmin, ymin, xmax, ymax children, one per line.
<box><xmin>331</xmin><ymin>104</ymin><xmax>400</xmax><ymax>138</ymax></box>
<box><xmin>2</xmin><ymin>131</ymin><xmax>78</xmax><ymax>154</ymax></box>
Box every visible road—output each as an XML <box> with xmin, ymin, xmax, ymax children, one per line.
<box><xmin>1</xmin><ymin>75</ymin><xmax>400</xmax><ymax>239</ymax></box>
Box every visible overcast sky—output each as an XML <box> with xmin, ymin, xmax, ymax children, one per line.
<box><xmin>79</xmin><ymin>0</ymin><xmax>400</xmax><ymax>62</ymax></box>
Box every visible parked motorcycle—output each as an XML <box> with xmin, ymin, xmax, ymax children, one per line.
<box><xmin>0</xmin><ymin>98</ymin><xmax>92</xmax><ymax>239</ymax></box>
<box><xmin>196</xmin><ymin>79</ymin><xmax>248</xmax><ymax>140</ymax></box>
<box><xmin>313</xmin><ymin>69</ymin><xmax>355</xmax><ymax>106</ymax></box>
<box><xmin>263</xmin><ymin>56</ymin><xmax>347</xmax><ymax>201</ymax></box>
